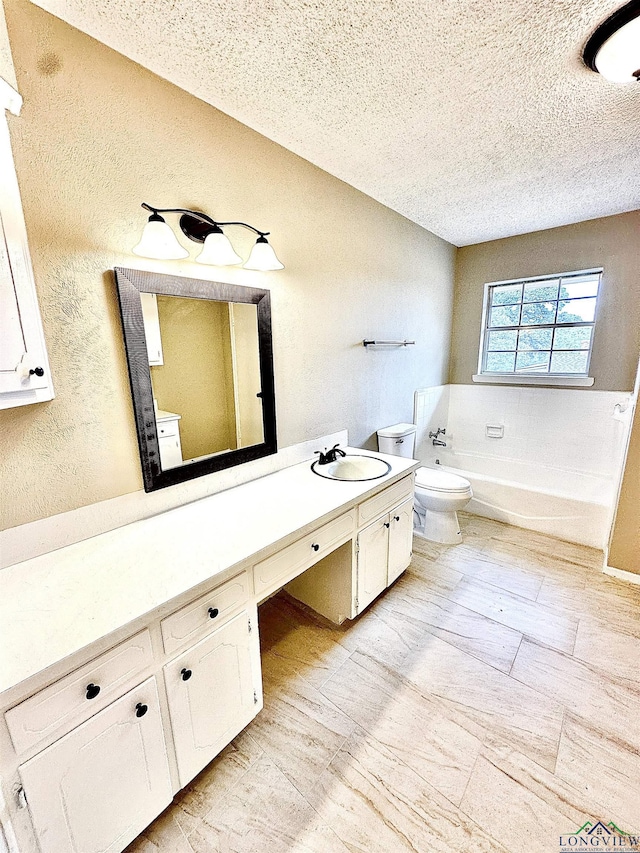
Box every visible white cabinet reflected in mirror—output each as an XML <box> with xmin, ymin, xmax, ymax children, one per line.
<box><xmin>115</xmin><ymin>269</ymin><xmax>276</xmax><ymax>492</ymax></box>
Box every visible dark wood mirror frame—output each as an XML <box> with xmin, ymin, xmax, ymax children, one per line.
<box><xmin>114</xmin><ymin>267</ymin><xmax>277</xmax><ymax>492</ymax></box>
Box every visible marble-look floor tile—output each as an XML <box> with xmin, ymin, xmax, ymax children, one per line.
<box><xmin>434</xmin><ymin>544</ymin><xmax>545</xmax><ymax>601</ymax></box>
<box><xmin>556</xmin><ymin>714</ymin><xmax>640</xmax><ymax>833</ymax></box>
<box><xmin>460</xmin><ymin>745</ymin><xmax>625</xmax><ymax>853</ymax></box>
<box><xmin>351</xmin><ymin>631</ymin><xmax>564</xmax><ymax>772</ymax></box>
<box><xmin>484</xmin><ymin>524</ymin><xmax>603</xmax><ymax>570</ymax></box>
<box><xmin>376</xmin><ymin>571</ymin><xmax>523</xmax><ymax>673</ymax></box>
<box><xmin>258</xmin><ymin>594</ymin><xmax>351</xmax><ymax>690</ymax></box>
<box><xmin>573</xmin><ymin>619</ymin><xmax>640</xmax><ymax>686</ymax></box>
<box><xmin>171</xmin><ymin>732</ymin><xmax>263</xmax><ymax>837</ymax></box>
<box><xmin>335</xmin><ymin>600</ymin><xmax>434</xmax><ymax>672</ymax></box>
<box><xmin>411</xmin><ymin>534</ymin><xmax>448</xmax><ymax>562</ymax></box>
<box><xmin>406</xmin><ymin>550</ymin><xmax>464</xmax><ymax>595</ymax></box>
<box><xmin>510</xmin><ymin>638</ymin><xmax>640</xmax><ymax>748</ymax></box>
<box><xmin>320</xmin><ymin>652</ymin><xmax>483</xmax><ymax>805</ymax></box>
<box><xmin>480</xmin><ymin>539</ymin><xmax>588</xmax><ymax>587</ymax></box>
<box><xmin>307</xmin><ymin>728</ymin><xmax>508</xmax><ymax>853</ymax></box>
<box><xmin>247</xmin><ymin>650</ymin><xmax>356</xmax><ymax>797</ymax></box>
<box><xmin>450</xmin><ymin>576</ymin><xmax>579</xmax><ymax>653</ymax></box>
<box><xmin>125</xmin><ymin>808</ymin><xmax>193</xmax><ymax>853</ymax></box>
<box><xmin>190</xmin><ymin>755</ymin><xmax>349</xmax><ymax>853</ymax></box>
<box><xmin>537</xmin><ymin>578</ymin><xmax>640</xmax><ymax>626</ymax></box>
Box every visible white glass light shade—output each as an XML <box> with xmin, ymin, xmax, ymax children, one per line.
<box><xmin>594</xmin><ymin>14</ymin><xmax>640</xmax><ymax>82</ymax></box>
<box><xmin>195</xmin><ymin>230</ymin><xmax>242</xmax><ymax>266</ymax></box>
<box><xmin>243</xmin><ymin>237</ymin><xmax>285</xmax><ymax>271</ymax></box>
<box><xmin>132</xmin><ymin>217</ymin><xmax>188</xmax><ymax>260</ymax></box>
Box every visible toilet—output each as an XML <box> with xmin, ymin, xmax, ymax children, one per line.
<box><xmin>376</xmin><ymin>423</ymin><xmax>473</xmax><ymax>545</ymax></box>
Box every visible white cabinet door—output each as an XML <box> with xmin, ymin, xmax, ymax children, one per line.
<box><xmin>356</xmin><ymin>515</ymin><xmax>390</xmax><ymax>614</ymax></box>
<box><xmin>18</xmin><ymin>678</ymin><xmax>172</xmax><ymax>853</ymax></box>
<box><xmin>158</xmin><ymin>434</ymin><xmax>182</xmax><ymax>470</ymax></box>
<box><xmin>164</xmin><ymin>610</ymin><xmax>261</xmax><ymax>788</ymax></box>
<box><xmin>387</xmin><ymin>496</ymin><xmax>414</xmax><ymax>585</ymax></box>
<box><xmin>140</xmin><ymin>292</ymin><xmax>164</xmax><ymax>366</ymax></box>
<box><xmin>0</xmin><ymin>112</ymin><xmax>53</xmax><ymax>409</ymax></box>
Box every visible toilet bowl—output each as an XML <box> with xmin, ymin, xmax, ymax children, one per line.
<box><xmin>414</xmin><ymin>466</ymin><xmax>473</xmax><ymax>545</ymax></box>
<box><xmin>376</xmin><ymin>423</ymin><xmax>472</xmax><ymax>545</ymax></box>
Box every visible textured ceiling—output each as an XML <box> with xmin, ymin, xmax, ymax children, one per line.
<box><xmin>30</xmin><ymin>0</ymin><xmax>640</xmax><ymax>245</ymax></box>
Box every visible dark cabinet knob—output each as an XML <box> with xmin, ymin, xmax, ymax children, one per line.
<box><xmin>311</xmin><ymin>543</ymin><xmax>320</xmax><ymax>552</ymax></box>
<box><xmin>85</xmin><ymin>683</ymin><xmax>100</xmax><ymax>700</ymax></box>
<box><xmin>29</xmin><ymin>367</ymin><xmax>44</xmax><ymax>377</ymax></box>
<box><xmin>394</xmin><ymin>516</ymin><xmax>400</xmax><ymax>522</ymax></box>
<box><xmin>135</xmin><ymin>703</ymin><xmax>148</xmax><ymax>718</ymax></box>
<box><xmin>384</xmin><ymin>522</ymin><xmax>390</xmax><ymax>528</ymax></box>
<box><xmin>181</xmin><ymin>668</ymin><xmax>192</xmax><ymax>681</ymax></box>
<box><xmin>208</xmin><ymin>607</ymin><xmax>219</xmax><ymax>619</ymax></box>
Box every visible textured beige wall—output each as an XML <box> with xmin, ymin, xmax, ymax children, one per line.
<box><xmin>0</xmin><ymin>0</ymin><xmax>455</xmax><ymax>530</ymax></box>
<box><xmin>450</xmin><ymin>212</ymin><xmax>640</xmax><ymax>391</ymax></box>
<box><xmin>609</xmin><ymin>401</ymin><xmax>640</xmax><ymax>575</ymax></box>
<box><xmin>150</xmin><ymin>297</ymin><xmax>236</xmax><ymax>460</ymax></box>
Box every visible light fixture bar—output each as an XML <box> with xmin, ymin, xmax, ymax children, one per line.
<box><xmin>135</xmin><ymin>203</ymin><xmax>284</xmax><ymax>270</ymax></box>
<box><xmin>141</xmin><ymin>203</ymin><xmax>270</xmax><ymax>238</ymax></box>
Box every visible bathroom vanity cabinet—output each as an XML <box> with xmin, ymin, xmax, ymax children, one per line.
<box><xmin>0</xmin><ymin>453</ymin><xmax>417</xmax><ymax>853</ymax></box>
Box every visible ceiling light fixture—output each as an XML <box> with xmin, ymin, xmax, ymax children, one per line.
<box><xmin>132</xmin><ymin>203</ymin><xmax>284</xmax><ymax>270</ymax></box>
<box><xmin>582</xmin><ymin>0</ymin><xmax>640</xmax><ymax>83</ymax></box>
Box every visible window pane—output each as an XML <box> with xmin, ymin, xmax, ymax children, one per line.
<box><xmin>518</xmin><ymin>328</ymin><xmax>553</xmax><ymax>350</ymax></box>
<box><xmin>550</xmin><ymin>350</ymin><xmax>589</xmax><ymax>374</ymax></box>
<box><xmin>489</xmin><ymin>305</ymin><xmax>520</xmax><ymax>327</ymax></box>
<box><xmin>487</xmin><ymin>330</ymin><xmax>518</xmax><ymax>350</ymax></box>
<box><xmin>521</xmin><ymin>301</ymin><xmax>556</xmax><ymax>326</ymax></box>
<box><xmin>492</xmin><ymin>284</ymin><xmax>522</xmax><ymax>306</ymax></box>
<box><xmin>523</xmin><ymin>279</ymin><xmax>559</xmax><ymax>302</ymax></box>
<box><xmin>515</xmin><ymin>351</ymin><xmax>550</xmax><ymax>373</ymax></box>
<box><xmin>560</xmin><ymin>277</ymin><xmax>599</xmax><ymax>299</ymax></box>
<box><xmin>557</xmin><ymin>297</ymin><xmax>597</xmax><ymax>323</ymax></box>
<box><xmin>486</xmin><ymin>351</ymin><xmax>515</xmax><ymax>372</ymax></box>
<box><xmin>553</xmin><ymin>326</ymin><xmax>592</xmax><ymax>350</ymax></box>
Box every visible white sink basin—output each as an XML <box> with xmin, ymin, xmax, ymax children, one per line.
<box><xmin>311</xmin><ymin>455</ymin><xmax>391</xmax><ymax>481</ymax></box>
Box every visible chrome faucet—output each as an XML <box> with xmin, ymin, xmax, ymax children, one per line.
<box><xmin>429</xmin><ymin>427</ymin><xmax>447</xmax><ymax>447</ymax></box>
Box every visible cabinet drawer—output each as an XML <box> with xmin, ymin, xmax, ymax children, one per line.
<box><xmin>5</xmin><ymin>630</ymin><xmax>153</xmax><ymax>755</ymax></box>
<box><xmin>157</xmin><ymin>420</ymin><xmax>179</xmax><ymax>438</ymax></box>
<box><xmin>358</xmin><ymin>475</ymin><xmax>414</xmax><ymax>527</ymax></box>
<box><xmin>161</xmin><ymin>571</ymin><xmax>250</xmax><ymax>655</ymax></box>
<box><xmin>254</xmin><ymin>510</ymin><xmax>356</xmax><ymax>598</ymax></box>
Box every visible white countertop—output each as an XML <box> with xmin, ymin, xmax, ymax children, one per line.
<box><xmin>0</xmin><ymin>450</ymin><xmax>417</xmax><ymax>698</ymax></box>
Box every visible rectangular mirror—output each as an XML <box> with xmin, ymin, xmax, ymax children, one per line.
<box><xmin>114</xmin><ymin>267</ymin><xmax>276</xmax><ymax>492</ymax></box>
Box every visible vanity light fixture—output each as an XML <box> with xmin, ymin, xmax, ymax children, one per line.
<box><xmin>582</xmin><ymin>0</ymin><xmax>640</xmax><ymax>83</ymax></box>
<box><xmin>132</xmin><ymin>203</ymin><xmax>284</xmax><ymax>270</ymax></box>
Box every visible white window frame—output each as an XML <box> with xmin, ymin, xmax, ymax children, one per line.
<box><xmin>473</xmin><ymin>267</ymin><xmax>602</xmax><ymax>387</ymax></box>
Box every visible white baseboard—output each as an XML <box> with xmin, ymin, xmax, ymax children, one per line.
<box><xmin>603</xmin><ymin>564</ymin><xmax>640</xmax><ymax>585</ymax></box>
<box><xmin>0</xmin><ymin>430</ymin><xmax>348</xmax><ymax>569</ymax></box>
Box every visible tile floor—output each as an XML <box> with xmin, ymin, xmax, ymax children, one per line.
<box><xmin>126</xmin><ymin>513</ymin><xmax>640</xmax><ymax>852</ymax></box>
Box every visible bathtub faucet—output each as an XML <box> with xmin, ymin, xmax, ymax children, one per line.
<box><xmin>429</xmin><ymin>427</ymin><xmax>447</xmax><ymax>447</ymax></box>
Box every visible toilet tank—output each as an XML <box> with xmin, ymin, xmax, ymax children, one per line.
<box><xmin>377</xmin><ymin>423</ymin><xmax>416</xmax><ymax>457</ymax></box>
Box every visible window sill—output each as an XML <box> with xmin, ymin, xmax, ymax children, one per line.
<box><xmin>472</xmin><ymin>374</ymin><xmax>595</xmax><ymax>387</ymax></box>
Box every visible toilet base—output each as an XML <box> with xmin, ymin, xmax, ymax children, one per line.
<box><xmin>414</xmin><ymin>509</ymin><xmax>463</xmax><ymax>545</ymax></box>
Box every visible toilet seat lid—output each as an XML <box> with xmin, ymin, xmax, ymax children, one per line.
<box><xmin>415</xmin><ymin>466</ymin><xmax>471</xmax><ymax>493</ymax></box>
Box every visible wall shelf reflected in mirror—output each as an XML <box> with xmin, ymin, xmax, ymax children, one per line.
<box><xmin>114</xmin><ymin>267</ymin><xmax>277</xmax><ymax>492</ymax></box>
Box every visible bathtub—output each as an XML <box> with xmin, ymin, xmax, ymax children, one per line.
<box><xmin>425</xmin><ymin>449</ymin><xmax>614</xmax><ymax>549</ymax></box>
